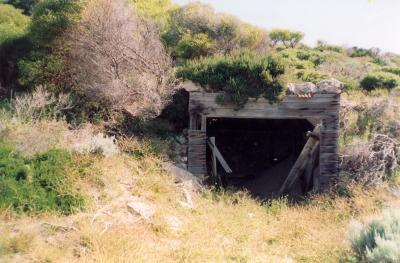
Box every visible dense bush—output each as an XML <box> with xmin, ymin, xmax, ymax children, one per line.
<box><xmin>0</xmin><ymin>143</ymin><xmax>85</xmax><ymax>214</ymax></box>
<box><xmin>16</xmin><ymin>0</ymin><xmax>82</xmax><ymax>91</ymax></box>
<box><xmin>163</xmin><ymin>2</ymin><xmax>269</xmax><ymax>62</ymax></box>
<box><xmin>296</xmin><ymin>69</ymin><xmax>327</xmax><ymax>83</ymax></box>
<box><xmin>67</xmin><ymin>0</ymin><xmax>173</xmax><ymax>119</ymax></box>
<box><xmin>0</xmin><ymin>4</ymin><xmax>30</xmax><ymax>44</ymax></box>
<box><xmin>360</xmin><ymin>72</ymin><xmax>400</xmax><ymax>91</ymax></box>
<box><xmin>177</xmin><ymin>50</ymin><xmax>285</xmax><ymax>106</ymax></box>
<box><xmin>349</xmin><ymin>209</ymin><xmax>400</xmax><ymax>263</ymax></box>
<box><xmin>0</xmin><ymin>4</ymin><xmax>31</xmax><ymax>95</ymax></box>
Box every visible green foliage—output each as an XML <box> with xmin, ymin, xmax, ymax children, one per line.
<box><xmin>18</xmin><ymin>51</ymin><xmax>65</xmax><ymax>90</ymax></box>
<box><xmin>349</xmin><ymin>47</ymin><xmax>371</xmax><ymax>58</ymax></box>
<box><xmin>130</xmin><ymin>0</ymin><xmax>175</xmax><ymax>28</ymax></box>
<box><xmin>177</xmin><ymin>50</ymin><xmax>285</xmax><ymax>106</ymax></box>
<box><xmin>163</xmin><ymin>2</ymin><xmax>268</xmax><ymax>62</ymax></box>
<box><xmin>28</xmin><ymin>0</ymin><xmax>81</xmax><ymax>46</ymax></box>
<box><xmin>4</xmin><ymin>0</ymin><xmax>38</xmax><ymax>14</ymax></box>
<box><xmin>0</xmin><ymin>142</ymin><xmax>85</xmax><ymax>214</ymax></box>
<box><xmin>349</xmin><ymin>210</ymin><xmax>400</xmax><ymax>263</ymax></box>
<box><xmin>16</xmin><ymin>0</ymin><xmax>82</xmax><ymax>90</ymax></box>
<box><xmin>382</xmin><ymin>66</ymin><xmax>400</xmax><ymax>76</ymax></box>
<box><xmin>269</xmin><ymin>29</ymin><xmax>304</xmax><ymax>48</ymax></box>
<box><xmin>175</xmin><ymin>33</ymin><xmax>215</xmax><ymax>59</ymax></box>
<box><xmin>296</xmin><ymin>69</ymin><xmax>327</xmax><ymax>83</ymax></box>
<box><xmin>0</xmin><ymin>4</ymin><xmax>30</xmax><ymax>44</ymax></box>
<box><xmin>360</xmin><ymin>72</ymin><xmax>400</xmax><ymax>91</ymax></box>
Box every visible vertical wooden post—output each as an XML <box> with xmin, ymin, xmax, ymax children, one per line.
<box><xmin>201</xmin><ymin>115</ymin><xmax>207</xmax><ymax>131</ymax></box>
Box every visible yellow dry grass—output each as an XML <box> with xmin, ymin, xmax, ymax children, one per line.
<box><xmin>0</xmin><ymin>139</ymin><xmax>396</xmax><ymax>263</ymax></box>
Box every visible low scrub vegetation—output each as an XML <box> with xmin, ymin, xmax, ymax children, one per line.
<box><xmin>0</xmin><ymin>143</ymin><xmax>85</xmax><ymax>214</ymax></box>
<box><xmin>349</xmin><ymin>209</ymin><xmax>400</xmax><ymax>262</ymax></box>
<box><xmin>360</xmin><ymin>72</ymin><xmax>400</xmax><ymax>91</ymax></box>
<box><xmin>177</xmin><ymin>50</ymin><xmax>285</xmax><ymax>105</ymax></box>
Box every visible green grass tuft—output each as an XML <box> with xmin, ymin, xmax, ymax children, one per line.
<box><xmin>0</xmin><ymin>142</ymin><xmax>85</xmax><ymax>215</ymax></box>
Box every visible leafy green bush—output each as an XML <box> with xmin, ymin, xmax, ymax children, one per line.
<box><xmin>360</xmin><ymin>72</ymin><xmax>400</xmax><ymax>91</ymax></box>
<box><xmin>349</xmin><ymin>209</ymin><xmax>400</xmax><ymax>263</ymax></box>
<box><xmin>177</xmin><ymin>50</ymin><xmax>285</xmax><ymax>106</ymax></box>
<box><xmin>0</xmin><ymin>4</ymin><xmax>30</xmax><ymax>44</ymax></box>
<box><xmin>0</xmin><ymin>142</ymin><xmax>85</xmax><ymax>214</ymax></box>
<box><xmin>16</xmin><ymin>0</ymin><xmax>82</xmax><ymax>90</ymax></box>
<box><xmin>175</xmin><ymin>33</ymin><xmax>215</xmax><ymax>59</ymax></box>
<box><xmin>382</xmin><ymin>67</ymin><xmax>400</xmax><ymax>76</ymax></box>
<box><xmin>163</xmin><ymin>2</ymin><xmax>268</xmax><ymax>62</ymax></box>
<box><xmin>296</xmin><ymin>69</ymin><xmax>327</xmax><ymax>83</ymax></box>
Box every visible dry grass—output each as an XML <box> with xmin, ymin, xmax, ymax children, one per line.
<box><xmin>0</xmin><ymin>139</ymin><xmax>396</xmax><ymax>263</ymax></box>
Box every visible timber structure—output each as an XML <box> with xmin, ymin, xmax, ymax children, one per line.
<box><xmin>185</xmin><ymin>80</ymin><xmax>341</xmax><ymax>192</ymax></box>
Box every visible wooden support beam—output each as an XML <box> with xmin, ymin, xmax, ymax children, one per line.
<box><xmin>279</xmin><ymin>125</ymin><xmax>321</xmax><ymax>195</ymax></box>
<box><xmin>207</xmin><ymin>139</ymin><xmax>233</xmax><ymax>173</ymax></box>
<box><xmin>209</xmin><ymin>137</ymin><xmax>222</xmax><ymax>185</ymax></box>
<box><xmin>304</xmin><ymin>145</ymin><xmax>318</xmax><ymax>192</ymax></box>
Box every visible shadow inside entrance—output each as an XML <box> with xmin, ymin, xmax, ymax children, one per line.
<box><xmin>206</xmin><ymin>118</ymin><xmax>315</xmax><ymax>199</ymax></box>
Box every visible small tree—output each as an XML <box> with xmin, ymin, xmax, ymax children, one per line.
<box><xmin>67</xmin><ymin>0</ymin><xmax>173</xmax><ymax>118</ymax></box>
<box><xmin>269</xmin><ymin>29</ymin><xmax>304</xmax><ymax>48</ymax></box>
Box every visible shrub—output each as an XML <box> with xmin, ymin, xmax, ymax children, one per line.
<box><xmin>360</xmin><ymin>72</ymin><xmax>400</xmax><ymax>91</ymax></box>
<box><xmin>16</xmin><ymin>0</ymin><xmax>82</xmax><ymax>91</ymax></box>
<box><xmin>0</xmin><ymin>4</ymin><xmax>30</xmax><ymax>44</ymax></box>
<box><xmin>8</xmin><ymin>85</ymin><xmax>71</xmax><ymax>121</ymax></box>
<box><xmin>382</xmin><ymin>67</ymin><xmax>400</xmax><ymax>76</ymax></box>
<box><xmin>163</xmin><ymin>2</ymin><xmax>269</xmax><ymax>62</ymax></box>
<box><xmin>67</xmin><ymin>0</ymin><xmax>173</xmax><ymax>119</ymax></box>
<box><xmin>349</xmin><ymin>209</ymin><xmax>400</xmax><ymax>263</ymax></box>
<box><xmin>70</xmin><ymin>133</ymin><xmax>120</xmax><ymax>158</ymax></box>
<box><xmin>177</xmin><ymin>50</ymin><xmax>285</xmax><ymax>106</ymax></box>
<box><xmin>175</xmin><ymin>33</ymin><xmax>215</xmax><ymax>59</ymax></box>
<box><xmin>0</xmin><ymin>143</ymin><xmax>85</xmax><ymax>214</ymax></box>
<box><xmin>296</xmin><ymin>69</ymin><xmax>327</xmax><ymax>83</ymax></box>
<box><xmin>340</xmin><ymin>134</ymin><xmax>400</xmax><ymax>186</ymax></box>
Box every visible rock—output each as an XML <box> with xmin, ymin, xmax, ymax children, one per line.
<box><xmin>164</xmin><ymin>215</ymin><xmax>183</xmax><ymax>231</ymax></box>
<box><xmin>163</xmin><ymin>163</ymin><xmax>202</xmax><ymax>191</ymax></box>
<box><xmin>316</xmin><ymin>78</ymin><xmax>343</xmax><ymax>93</ymax></box>
<box><xmin>181</xmin><ymin>80</ymin><xmax>203</xmax><ymax>92</ymax></box>
<box><xmin>127</xmin><ymin>199</ymin><xmax>155</xmax><ymax>220</ymax></box>
<box><xmin>179</xmin><ymin>188</ymin><xmax>195</xmax><ymax>209</ymax></box>
<box><xmin>174</xmin><ymin>135</ymin><xmax>187</xmax><ymax>145</ymax></box>
<box><xmin>287</xmin><ymin>82</ymin><xmax>317</xmax><ymax>95</ymax></box>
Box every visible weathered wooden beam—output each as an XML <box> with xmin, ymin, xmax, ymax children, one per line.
<box><xmin>209</xmin><ymin>137</ymin><xmax>222</xmax><ymax>185</ymax></box>
<box><xmin>207</xmin><ymin>139</ymin><xmax>233</xmax><ymax>173</ymax></box>
<box><xmin>304</xmin><ymin>144</ymin><xmax>319</xmax><ymax>192</ymax></box>
<box><xmin>279</xmin><ymin>125</ymin><xmax>321</xmax><ymax>195</ymax></box>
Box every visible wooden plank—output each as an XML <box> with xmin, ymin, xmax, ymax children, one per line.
<box><xmin>207</xmin><ymin>140</ymin><xmax>233</xmax><ymax>173</ymax></box>
<box><xmin>188</xmin><ymin>130</ymin><xmax>207</xmax><ymax>177</ymax></box>
<box><xmin>279</xmin><ymin>125</ymin><xmax>321</xmax><ymax>195</ymax></box>
<box><xmin>209</xmin><ymin>137</ymin><xmax>222</xmax><ymax>185</ymax></box>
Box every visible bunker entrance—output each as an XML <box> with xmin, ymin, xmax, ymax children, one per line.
<box><xmin>206</xmin><ymin>118</ymin><xmax>316</xmax><ymax>199</ymax></box>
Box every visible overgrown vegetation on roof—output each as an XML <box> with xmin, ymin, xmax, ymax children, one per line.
<box><xmin>177</xmin><ymin>50</ymin><xmax>285</xmax><ymax>105</ymax></box>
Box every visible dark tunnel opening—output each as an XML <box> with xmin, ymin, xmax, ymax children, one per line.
<box><xmin>206</xmin><ymin>118</ymin><xmax>316</xmax><ymax>199</ymax></box>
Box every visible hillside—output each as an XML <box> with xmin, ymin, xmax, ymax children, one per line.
<box><xmin>1</xmin><ymin>0</ymin><xmax>400</xmax><ymax>262</ymax></box>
